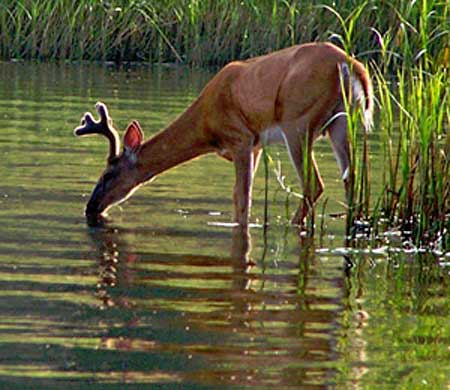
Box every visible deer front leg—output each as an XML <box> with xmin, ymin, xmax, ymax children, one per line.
<box><xmin>232</xmin><ymin>145</ymin><xmax>255</xmax><ymax>226</ymax></box>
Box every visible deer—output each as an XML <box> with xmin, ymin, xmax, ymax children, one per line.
<box><xmin>74</xmin><ymin>42</ymin><xmax>373</xmax><ymax>227</ymax></box>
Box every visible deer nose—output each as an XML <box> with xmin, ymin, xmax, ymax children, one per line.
<box><xmin>85</xmin><ymin>200</ymin><xmax>100</xmax><ymax>216</ymax></box>
<box><xmin>85</xmin><ymin>183</ymin><xmax>104</xmax><ymax>216</ymax></box>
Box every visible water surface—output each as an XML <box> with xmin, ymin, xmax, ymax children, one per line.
<box><xmin>0</xmin><ymin>62</ymin><xmax>448</xmax><ymax>389</ymax></box>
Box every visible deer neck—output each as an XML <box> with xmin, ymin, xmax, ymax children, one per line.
<box><xmin>136</xmin><ymin>101</ymin><xmax>211</xmax><ymax>183</ymax></box>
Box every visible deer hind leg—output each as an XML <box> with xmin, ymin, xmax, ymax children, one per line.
<box><xmin>283</xmin><ymin>130</ymin><xmax>324</xmax><ymax>226</ymax></box>
<box><xmin>327</xmin><ymin>108</ymin><xmax>350</xmax><ymax>199</ymax></box>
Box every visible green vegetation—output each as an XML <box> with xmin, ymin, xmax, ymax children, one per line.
<box><xmin>1</xmin><ymin>0</ymin><xmax>448</xmax><ymax>248</ymax></box>
<box><xmin>0</xmin><ymin>0</ymin><xmax>447</xmax><ymax>66</ymax></box>
<box><xmin>372</xmin><ymin>65</ymin><xmax>449</xmax><ymax>249</ymax></box>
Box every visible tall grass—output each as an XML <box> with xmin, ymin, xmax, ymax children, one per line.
<box><xmin>373</xmin><ymin>65</ymin><xmax>449</xmax><ymax>248</ymax></box>
<box><xmin>0</xmin><ymin>0</ymin><xmax>448</xmax><ymax>66</ymax></box>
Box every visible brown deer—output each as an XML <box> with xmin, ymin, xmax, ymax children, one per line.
<box><xmin>74</xmin><ymin>42</ymin><xmax>373</xmax><ymax>226</ymax></box>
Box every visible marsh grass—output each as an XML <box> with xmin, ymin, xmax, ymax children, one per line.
<box><xmin>373</xmin><ymin>65</ymin><xmax>449</xmax><ymax>248</ymax></box>
<box><xmin>0</xmin><ymin>0</ymin><xmax>448</xmax><ymax>66</ymax></box>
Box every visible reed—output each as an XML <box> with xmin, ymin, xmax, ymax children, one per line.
<box><xmin>0</xmin><ymin>1</ymin><xmax>447</xmax><ymax>66</ymax></box>
<box><xmin>374</xmin><ymin>65</ymin><xmax>449</xmax><ymax>248</ymax></box>
<box><xmin>369</xmin><ymin>0</ymin><xmax>449</xmax><ymax>248</ymax></box>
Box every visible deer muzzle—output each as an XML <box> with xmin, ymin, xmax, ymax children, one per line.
<box><xmin>85</xmin><ymin>182</ymin><xmax>106</xmax><ymax>216</ymax></box>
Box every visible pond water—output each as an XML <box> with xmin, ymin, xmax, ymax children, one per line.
<box><xmin>0</xmin><ymin>62</ymin><xmax>448</xmax><ymax>389</ymax></box>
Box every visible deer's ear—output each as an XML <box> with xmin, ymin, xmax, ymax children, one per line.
<box><xmin>123</xmin><ymin>121</ymin><xmax>143</xmax><ymax>152</ymax></box>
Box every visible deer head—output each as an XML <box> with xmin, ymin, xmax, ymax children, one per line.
<box><xmin>74</xmin><ymin>102</ymin><xmax>144</xmax><ymax>217</ymax></box>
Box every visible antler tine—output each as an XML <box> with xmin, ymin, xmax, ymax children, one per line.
<box><xmin>96</xmin><ymin>102</ymin><xmax>111</xmax><ymax>127</ymax></box>
<box><xmin>74</xmin><ymin>102</ymin><xmax>120</xmax><ymax>161</ymax></box>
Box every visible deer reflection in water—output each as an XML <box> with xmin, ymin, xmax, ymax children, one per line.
<box><xmin>84</xmin><ymin>220</ymin><xmax>369</xmax><ymax>388</ymax></box>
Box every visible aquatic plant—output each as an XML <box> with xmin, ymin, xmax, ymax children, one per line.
<box><xmin>374</xmin><ymin>65</ymin><xmax>449</xmax><ymax>248</ymax></box>
<box><xmin>369</xmin><ymin>0</ymin><xmax>449</xmax><ymax>249</ymax></box>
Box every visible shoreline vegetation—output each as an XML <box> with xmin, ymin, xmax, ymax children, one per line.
<box><xmin>0</xmin><ymin>0</ymin><xmax>447</xmax><ymax>66</ymax></box>
<box><xmin>1</xmin><ymin>0</ymin><xmax>448</xmax><ymax>249</ymax></box>
<box><xmin>0</xmin><ymin>0</ymin><xmax>450</xmax><ymax>67</ymax></box>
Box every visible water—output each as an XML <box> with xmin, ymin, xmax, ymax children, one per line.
<box><xmin>0</xmin><ymin>62</ymin><xmax>448</xmax><ymax>389</ymax></box>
